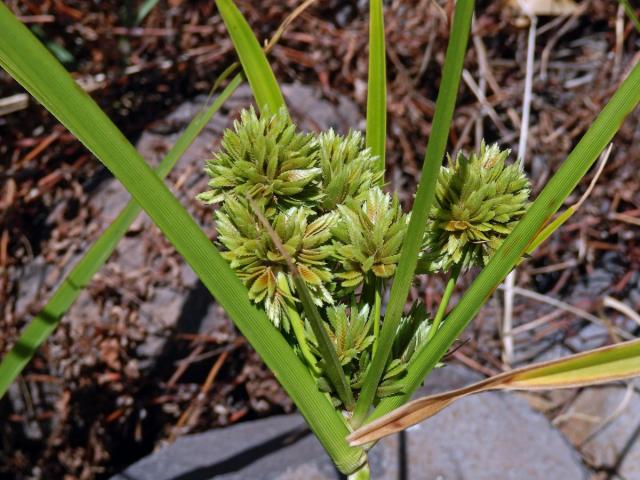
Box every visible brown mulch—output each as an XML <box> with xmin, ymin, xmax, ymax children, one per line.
<box><xmin>1</xmin><ymin>1</ymin><xmax>640</xmax><ymax>479</ymax></box>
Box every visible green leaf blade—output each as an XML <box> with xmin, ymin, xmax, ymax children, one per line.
<box><xmin>215</xmin><ymin>0</ymin><xmax>286</xmax><ymax>114</ymax></box>
<box><xmin>352</xmin><ymin>0</ymin><xmax>475</xmax><ymax>427</ymax></box>
<box><xmin>366</xmin><ymin>0</ymin><xmax>387</xmax><ymax>179</ymax></box>
<box><xmin>373</xmin><ymin>60</ymin><xmax>640</xmax><ymax>421</ymax></box>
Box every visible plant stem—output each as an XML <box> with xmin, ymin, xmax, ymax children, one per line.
<box><xmin>372</xmin><ymin>278</ymin><xmax>382</xmax><ymax>356</ymax></box>
<box><xmin>293</xmin><ymin>276</ymin><xmax>356</xmax><ymax>410</ymax></box>
<box><xmin>427</xmin><ymin>261</ymin><xmax>462</xmax><ymax>342</ymax></box>
<box><xmin>247</xmin><ymin>196</ymin><xmax>355</xmax><ymax>411</ymax></box>
<box><xmin>281</xmin><ymin>280</ymin><xmax>321</xmax><ymax>375</ymax></box>
<box><xmin>347</xmin><ymin>458</ymin><xmax>371</xmax><ymax>480</ymax></box>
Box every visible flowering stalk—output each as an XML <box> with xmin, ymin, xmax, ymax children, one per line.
<box><xmin>427</xmin><ymin>260</ymin><xmax>462</xmax><ymax>342</ymax></box>
<box><xmin>198</xmin><ymin>107</ymin><xmax>531</xmax><ymax>419</ymax></box>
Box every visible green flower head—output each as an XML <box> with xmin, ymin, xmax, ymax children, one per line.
<box><xmin>308</xmin><ymin>303</ymin><xmax>408</xmax><ymax>402</ymax></box>
<box><xmin>215</xmin><ymin>195</ymin><xmax>336</xmax><ymax>329</ymax></box>
<box><xmin>197</xmin><ymin>107</ymin><xmax>320</xmax><ymax>210</ymax></box>
<box><xmin>307</xmin><ymin>304</ymin><xmax>375</xmax><ymax>367</ymax></box>
<box><xmin>332</xmin><ymin>187</ymin><xmax>409</xmax><ymax>289</ymax></box>
<box><xmin>425</xmin><ymin>143</ymin><xmax>531</xmax><ymax>271</ymax></box>
<box><xmin>316</xmin><ymin>129</ymin><xmax>383</xmax><ymax>212</ymax></box>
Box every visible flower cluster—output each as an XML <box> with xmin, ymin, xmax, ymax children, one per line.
<box><xmin>332</xmin><ymin>188</ymin><xmax>408</xmax><ymax>289</ymax></box>
<box><xmin>308</xmin><ymin>303</ymin><xmax>426</xmax><ymax>401</ymax></box>
<box><xmin>199</xmin><ymin>109</ymin><xmax>531</xmax><ymax>409</ymax></box>
<box><xmin>424</xmin><ymin>143</ymin><xmax>530</xmax><ymax>271</ymax></box>
<box><xmin>200</xmin><ymin>107</ymin><xmax>391</xmax><ymax>328</ymax></box>
<box><xmin>197</xmin><ymin>107</ymin><xmax>320</xmax><ymax>211</ymax></box>
<box><xmin>215</xmin><ymin>195</ymin><xmax>336</xmax><ymax>330</ymax></box>
<box><xmin>316</xmin><ymin>129</ymin><xmax>383</xmax><ymax>212</ymax></box>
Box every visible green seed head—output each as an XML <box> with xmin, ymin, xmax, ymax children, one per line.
<box><xmin>197</xmin><ymin>107</ymin><xmax>320</xmax><ymax>211</ymax></box>
<box><xmin>332</xmin><ymin>187</ymin><xmax>409</xmax><ymax>290</ymax></box>
<box><xmin>215</xmin><ymin>195</ymin><xmax>336</xmax><ymax>329</ymax></box>
<box><xmin>316</xmin><ymin>129</ymin><xmax>383</xmax><ymax>212</ymax></box>
<box><xmin>307</xmin><ymin>304</ymin><xmax>375</xmax><ymax>366</ymax></box>
<box><xmin>425</xmin><ymin>142</ymin><xmax>531</xmax><ymax>271</ymax></box>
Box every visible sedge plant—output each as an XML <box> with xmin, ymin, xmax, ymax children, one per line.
<box><xmin>1</xmin><ymin>0</ymin><xmax>640</xmax><ymax>478</ymax></box>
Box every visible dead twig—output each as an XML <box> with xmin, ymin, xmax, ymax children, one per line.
<box><xmin>169</xmin><ymin>350</ymin><xmax>229</xmax><ymax>441</ymax></box>
<box><xmin>503</xmin><ymin>13</ymin><xmax>537</xmax><ymax>366</ymax></box>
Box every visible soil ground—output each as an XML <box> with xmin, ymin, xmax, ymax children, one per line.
<box><xmin>1</xmin><ymin>1</ymin><xmax>640</xmax><ymax>479</ymax></box>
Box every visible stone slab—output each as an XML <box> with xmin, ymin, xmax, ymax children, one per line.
<box><xmin>558</xmin><ymin>384</ymin><xmax>640</xmax><ymax>470</ymax></box>
<box><xmin>112</xmin><ymin>365</ymin><xmax>586</xmax><ymax>480</ymax></box>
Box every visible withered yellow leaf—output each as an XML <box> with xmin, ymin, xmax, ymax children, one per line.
<box><xmin>348</xmin><ymin>338</ymin><xmax>640</xmax><ymax>446</ymax></box>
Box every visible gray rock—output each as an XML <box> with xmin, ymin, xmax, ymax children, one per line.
<box><xmin>565</xmin><ymin>323</ymin><xmax>610</xmax><ymax>352</ymax></box>
<box><xmin>111</xmin><ymin>415</ymin><xmax>337</xmax><ymax>480</ymax></box>
<box><xmin>284</xmin><ymin>83</ymin><xmax>362</xmax><ymax>133</ymax></box>
<box><xmin>558</xmin><ymin>384</ymin><xmax>640</xmax><ymax>470</ymax></box>
<box><xmin>618</xmin><ymin>429</ymin><xmax>640</xmax><ymax>480</ymax></box>
<box><xmin>112</xmin><ymin>365</ymin><xmax>586</xmax><ymax>480</ymax></box>
<box><xmin>14</xmin><ymin>256</ymin><xmax>50</xmax><ymax>314</ymax></box>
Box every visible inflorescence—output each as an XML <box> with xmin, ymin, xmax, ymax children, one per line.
<box><xmin>199</xmin><ymin>107</ymin><xmax>530</xmax><ymax>407</ymax></box>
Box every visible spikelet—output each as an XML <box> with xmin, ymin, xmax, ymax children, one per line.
<box><xmin>424</xmin><ymin>143</ymin><xmax>530</xmax><ymax>271</ymax></box>
<box><xmin>332</xmin><ymin>187</ymin><xmax>409</xmax><ymax>290</ymax></box>
<box><xmin>316</xmin><ymin>129</ymin><xmax>383</xmax><ymax>212</ymax></box>
<box><xmin>215</xmin><ymin>195</ymin><xmax>336</xmax><ymax>329</ymax></box>
<box><xmin>197</xmin><ymin>107</ymin><xmax>320</xmax><ymax>211</ymax></box>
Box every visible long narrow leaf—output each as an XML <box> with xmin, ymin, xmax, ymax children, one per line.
<box><xmin>349</xmin><ymin>339</ymin><xmax>640</xmax><ymax>445</ymax></box>
<box><xmin>215</xmin><ymin>0</ymin><xmax>286</xmax><ymax>114</ymax></box>
<box><xmin>135</xmin><ymin>0</ymin><xmax>161</xmax><ymax>25</ymax></box>
<box><xmin>0</xmin><ymin>74</ymin><xmax>243</xmax><ymax>399</ymax></box>
<box><xmin>210</xmin><ymin>0</ymin><xmax>319</xmax><ymax>94</ymax></box>
<box><xmin>366</xmin><ymin>0</ymin><xmax>387</xmax><ymax>178</ymax></box>
<box><xmin>352</xmin><ymin>0</ymin><xmax>475</xmax><ymax>426</ymax></box>
<box><xmin>619</xmin><ymin>0</ymin><xmax>640</xmax><ymax>32</ymax></box>
<box><xmin>0</xmin><ymin>6</ymin><xmax>365</xmax><ymax>473</ymax></box>
<box><xmin>372</xmin><ymin>60</ymin><xmax>640</xmax><ymax>421</ymax></box>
